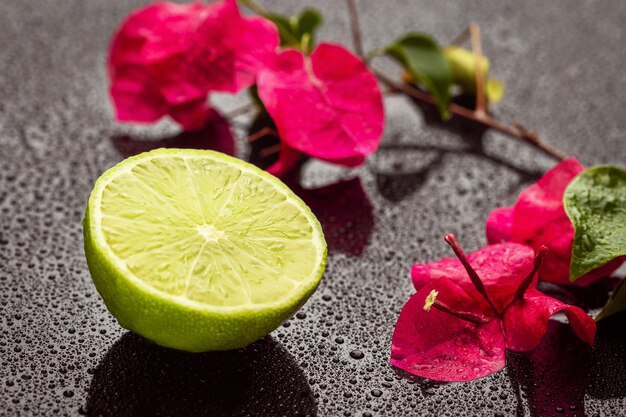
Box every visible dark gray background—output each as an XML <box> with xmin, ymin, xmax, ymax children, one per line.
<box><xmin>1</xmin><ymin>0</ymin><xmax>625</xmax><ymax>416</ymax></box>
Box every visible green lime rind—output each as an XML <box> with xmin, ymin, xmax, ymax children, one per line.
<box><xmin>83</xmin><ymin>149</ymin><xmax>327</xmax><ymax>352</ymax></box>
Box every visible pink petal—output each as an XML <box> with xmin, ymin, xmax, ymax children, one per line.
<box><xmin>411</xmin><ymin>243</ymin><xmax>535</xmax><ymax>313</ymax></box>
<box><xmin>502</xmin><ymin>288</ymin><xmax>596</xmax><ymax>351</ymax></box>
<box><xmin>108</xmin><ymin>3</ymin><xmax>210</xmax><ymax>69</ymax></box>
<box><xmin>390</xmin><ymin>278</ymin><xmax>505</xmax><ymax>382</ymax></box>
<box><xmin>108</xmin><ymin>2</ymin><xmax>211</xmax><ymax>125</ymax></box>
<box><xmin>157</xmin><ymin>0</ymin><xmax>278</xmax><ymax>103</ymax></box>
<box><xmin>108</xmin><ymin>0</ymin><xmax>277</xmax><ymax>129</ymax></box>
<box><xmin>257</xmin><ymin>43</ymin><xmax>384</xmax><ymax>162</ymax></box>
<box><xmin>485</xmin><ymin>206</ymin><xmax>513</xmax><ymax>244</ymax></box>
<box><xmin>233</xmin><ymin>15</ymin><xmax>282</xmax><ymax>91</ymax></box>
<box><xmin>129</xmin><ymin>3</ymin><xmax>211</xmax><ymax>64</ymax></box>
<box><xmin>109</xmin><ymin>65</ymin><xmax>168</xmax><ymax>123</ymax></box>
<box><xmin>511</xmin><ymin>158</ymin><xmax>585</xmax><ymax>285</ymax></box>
<box><xmin>485</xmin><ymin>158</ymin><xmax>622</xmax><ymax>285</ymax></box>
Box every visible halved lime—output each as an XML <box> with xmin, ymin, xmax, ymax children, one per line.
<box><xmin>83</xmin><ymin>149</ymin><xmax>326</xmax><ymax>352</ymax></box>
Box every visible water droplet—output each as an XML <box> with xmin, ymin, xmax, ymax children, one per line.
<box><xmin>349</xmin><ymin>350</ymin><xmax>364</xmax><ymax>360</ymax></box>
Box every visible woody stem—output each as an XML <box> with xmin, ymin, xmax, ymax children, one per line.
<box><xmin>374</xmin><ymin>70</ymin><xmax>568</xmax><ymax>161</ymax></box>
<box><xmin>469</xmin><ymin>23</ymin><xmax>487</xmax><ymax>117</ymax></box>
<box><xmin>444</xmin><ymin>234</ymin><xmax>500</xmax><ymax>315</ymax></box>
<box><xmin>345</xmin><ymin>0</ymin><xmax>364</xmax><ymax>58</ymax></box>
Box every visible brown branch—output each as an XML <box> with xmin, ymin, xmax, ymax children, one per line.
<box><xmin>375</xmin><ymin>69</ymin><xmax>568</xmax><ymax>161</ymax></box>
<box><xmin>260</xmin><ymin>144</ymin><xmax>281</xmax><ymax>157</ymax></box>
<box><xmin>469</xmin><ymin>23</ymin><xmax>487</xmax><ymax>117</ymax></box>
<box><xmin>247</xmin><ymin>127</ymin><xmax>278</xmax><ymax>143</ymax></box>
<box><xmin>345</xmin><ymin>0</ymin><xmax>364</xmax><ymax>58</ymax></box>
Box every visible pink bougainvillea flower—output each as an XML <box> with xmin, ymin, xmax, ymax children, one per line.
<box><xmin>257</xmin><ymin>42</ymin><xmax>384</xmax><ymax>175</ymax></box>
<box><xmin>108</xmin><ymin>0</ymin><xmax>278</xmax><ymax>130</ymax></box>
<box><xmin>485</xmin><ymin>158</ymin><xmax>625</xmax><ymax>286</ymax></box>
<box><xmin>390</xmin><ymin>235</ymin><xmax>596</xmax><ymax>382</ymax></box>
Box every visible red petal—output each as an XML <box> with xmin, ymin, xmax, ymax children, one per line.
<box><xmin>257</xmin><ymin>43</ymin><xmax>384</xmax><ymax>162</ymax></box>
<box><xmin>108</xmin><ymin>2</ymin><xmax>210</xmax><ymax>125</ymax></box>
<box><xmin>511</xmin><ymin>158</ymin><xmax>585</xmax><ymax>285</ymax></box>
<box><xmin>390</xmin><ymin>278</ymin><xmax>505</xmax><ymax>382</ymax></box>
<box><xmin>411</xmin><ymin>243</ymin><xmax>535</xmax><ymax>313</ymax></box>
<box><xmin>109</xmin><ymin>65</ymin><xmax>168</xmax><ymax>123</ymax></box>
<box><xmin>108</xmin><ymin>0</ymin><xmax>277</xmax><ymax>129</ymax></box>
<box><xmin>485</xmin><ymin>158</ymin><xmax>622</xmax><ymax>285</ymax></box>
<box><xmin>156</xmin><ymin>0</ymin><xmax>278</xmax><ymax>103</ymax></box>
<box><xmin>233</xmin><ymin>15</ymin><xmax>281</xmax><ymax>91</ymax></box>
<box><xmin>109</xmin><ymin>3</ymin><xmax>209</xmax><ymax>69</ymax></box>
<box><xmin>485</xmin><ymin>206</ymin><xmax>513</xmax><ymax>244</ymax></box>
<box><xmin>502</xmin><ymin>288</ymin><xmax>596</xmax><ymax>351</ymax></box>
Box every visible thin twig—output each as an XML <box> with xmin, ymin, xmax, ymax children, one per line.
<box><xmin>375</xmin><ymin>69</ymin><xmax>568</xmax><ymax>161</ymax></box>
<box><xmin>345</xmin><ymin>0</ymin><xmax>364</xmax><ymax>58</ymax></box>
<box><xmin>469</xmin><ymin>23</ymin><xmax>487</xmax><ymax>117</ymax></box>
<box><xmin>260</xmin><ymin>143</ymin><xmax>281</xmax><ymax>157</ymax></box>
<box><xmin>247</xmin><ymin>127</ymin><xmax>278</xmax><ymax>143</ymax></box>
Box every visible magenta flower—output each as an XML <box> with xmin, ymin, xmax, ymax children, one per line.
<box><xmin>108</xmin><ymin>0</ymin><xmax>279</xmax><ymax>130</ymax></box>
<box><xmin>485</xmin><ymin>158</ymin><xmax>624</xmax><ymax>285</ymax></box>
<box><xmin>390</xmin><ymin>235</ymin><xmax>596</xmax><ymax>382</ymax></box>
<box><xmin>256</xmin><ymin>43</ymin><xmax>384</xmax><ymax>177</ymax></box>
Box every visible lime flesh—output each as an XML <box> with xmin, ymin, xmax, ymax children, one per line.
<box><xmin>83</xmin><ymin>149</ymin><xmax>326</xmax><ymax>351</ymax></box>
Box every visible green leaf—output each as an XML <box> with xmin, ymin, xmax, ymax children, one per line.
<box><xmin>296</xmin><ymin>9</ymin><xmax>322</xmax><ymax>46</ymax></box>
<box><xmin>265</xmin><ymin>13</ymin><xmax>300</xmax><ymax>48</ymax></box>
<box><xmin>384</xmin><ymin>33</ymin><xmax>453</xmax><ymax>119</ymax></box>
<box><xmin>265</xmin><ymin>8</ymin><xmax>322</xmax><ymax>53</ymax></box>
<box><xmin>564</xmin><ymin>165</ymin><xmax>626</xmax><ymax>281</ymax></box>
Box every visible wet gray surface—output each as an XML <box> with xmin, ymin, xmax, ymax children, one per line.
<box><xmin>1</xmin><ymin>0</ymin><xmax>626</xmax><ymax>416</ymax></box>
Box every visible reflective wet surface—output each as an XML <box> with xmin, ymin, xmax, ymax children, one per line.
<box><xmin>1</xmin><ymin>0</ymin><xmax>626</xmax><ymax>416</ymax></box>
